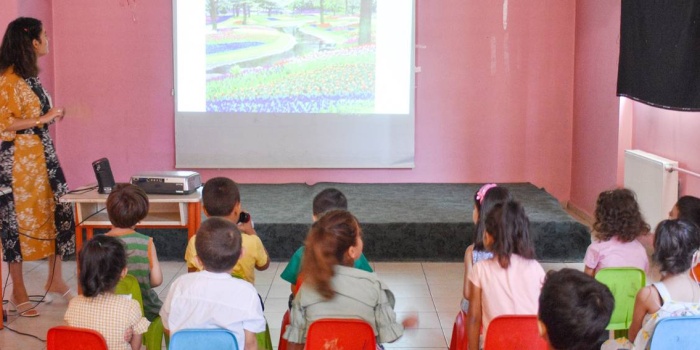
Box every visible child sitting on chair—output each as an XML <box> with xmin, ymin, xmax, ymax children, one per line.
<box><xmin>284</xmin><ymin>210</ymin><xmax>417</xmax><ymax>350</ymax></box>
<box><xmin>538</xmin><ymin>268</ymin><xmax>614</xmax><ymax>350</ymax></box>
<box><xmin>184</xmin><ymin>177</ymin><xmax>269</xmax><ymax>283</ymax></box>
<box><xmin>669</xmin><ymin>195</ymin><xmax>700</xmax><ymax>226</ymax></box>
<box><xmin>280</xmin><ymin>188</ymin><xmax>373</xmax><ymax>301</ymax></box>
<box><xmin>161</xmin><ymin>217</ymin><xmax>266</xmax><ymax>350</ymax></box>
<box><xmin>583</xmin><ymin>188</ymin><xmax>650</xmax><ymax>276</ymax></box>
<box><xmin>626</xmin><ymin>219</ymin><xmax>700</xmax><ymax>349</ymax></box>
<box><xmin>105</xmin><ymin>183</ymin><xmax>163</xmax><ymax>321</ymax></box>
<box><xmin>467</xmin><ymin>200</ymin><xmax>546</xmax><ymax>350</ymax></box>
<box><xmin>65</xmin><ymin>235</ymin><xmax>150</xmax><ymax>350</ymax></box>
<box><xmin>462</xmin><ymin>184</ymin><xmax>511</xmax><ymax>312</ymax></box>
<box><xmin>670</xmin><ymin>195</ymin><xmax>700</xmax><ymax>282</ymax></box>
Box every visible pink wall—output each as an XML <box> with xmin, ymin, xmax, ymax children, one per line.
<box><xmin>570</xmin><ymin>0</ymin><xmax>700</xmax><ymax>216</ymax></box>
<box><xmin>0</xmin><ymin>3</ymin><xmax>20</xmax><ymax>38</ymax></box>
<box><xmin>570</xmin><ymin>0</ymin><xmax>621</xmax><ymax>215</ymax></box>
<box><xmin>632</xmin><ymin>104</ymin><xmax>700</xmax><ymax>197</ymax></box>
<box><xmin>42</xmin><ymin>1</ymin><xmax>575</xmax><ymax>201</ymax></box>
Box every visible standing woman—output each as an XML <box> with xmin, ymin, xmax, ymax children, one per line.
<box><xmin>0</xmin><ymin>17</ymin><xmax>75</xmax><ymax>317</ymax></box>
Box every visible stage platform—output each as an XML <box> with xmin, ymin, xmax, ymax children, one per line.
<box><xmin>138</xmin><ymin>182</ymin><xmax>590</xmax><ymax>262</ymax></box>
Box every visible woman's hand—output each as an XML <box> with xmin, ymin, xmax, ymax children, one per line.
<box><xmin>44</xmin><ymin>107</ymin><xmax>66</xmax><ymax>123</ymax></box>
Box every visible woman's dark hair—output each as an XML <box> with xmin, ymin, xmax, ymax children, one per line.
<box><xmin>79</xmin><ymin>235</ymin><xmax>127</xmax><ymax>297</ymax></box>
<box><xmin>473</xmin><ymin>186</ymin><xmax>512</xmax><ymax>250</ymax></box>
<box><xmin>653</xmin><ymin>219</ymin><xmax>700</xmax><ymax>275</ymax></box>
<box><xmin>484</xmin><ymin>200</ymin><xmax>535</xmax><ymax>268</ymax></box>
<box><xmin>106</xmin><ymin>184</ymin><xmax>149</xmax><ymax>228</ymax></box>
<box><xmin>0</xmin><ymin>17</ymin><xmax>42</xmax><ymax>78</ymax></box>
<box><xmin>539</xmin><ymin>268</ymin><xmax>614</xmax><ymax>350</ymax></box>
<box><xmin>202</xmin><ymin>177</ymin><xmax>240</xmax><ymax>217</ymax></box>
<box><xmin>593</xmin><ymin>188</ymin><xmax>650</xmax><ymax>242</ymax></box>
<box><xmin>675</xmin><ymin>195</ymin><xmax>700</xmax><ymax>228</ymax></box>
<box><xmin>302</xmin><ymin>209</ymin><xmax>361</xmax><ymax>299</ymax></box>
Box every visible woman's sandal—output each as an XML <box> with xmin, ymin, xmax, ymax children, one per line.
<box><xmin>8</xmin><ymin>300</ymin><xmax>39</xmax><ymax>317</ymax></box>
<box><xmin>44</xmin><ymin>288</ymin><xmax>75</xmax><ymax>304</ymax></box>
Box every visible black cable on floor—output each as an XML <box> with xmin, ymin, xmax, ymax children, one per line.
<box><xmin>2</xmin><ymin>324</ymin><xmax>46</xmax><ymax>343</ymax></box>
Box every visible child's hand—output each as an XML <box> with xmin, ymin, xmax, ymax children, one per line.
<box><xmin>123</xmin><ymin>326</ymin><xmax>133</xmax><ymax>342</ymax></box>
<box><xmin>402</xmin><ymin>313</ymin><xmax>419</xmax><ymax>328</ymax></box>
<box><xmin>237</xmin><ymin>216</ymin><xmax>257</xmax><ymax>236</ymax></box>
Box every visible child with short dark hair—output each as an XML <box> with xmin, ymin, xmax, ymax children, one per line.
<box><xmin>670</xmin><ymin>195</ymin><xmax>700</xmax><ymax>226</ymax></box>
<box><xmin>65</xmin><ymin>235</ymin><xmax>150</xmax><ymax>350</ymax></box>
<box><xmin>280</xmin><ymin>188</ymin><xmax>372</xmax><ymax>295</ymax></box>
<box><xmin>538</xmin><ymin>268</ymin><xmax>614</xmax><ymax>350</ymax></box>
<box><xmin>184</xmin><ymin>177</ymin><xmax>269</xmax><ymax>282</ymax></box>
<box><xmin>105</xmin><ymin>183</ymin><xmax>163</xmax><ymax>321</ymax></box>
<box><xmin>467</xmin><ymin>200</ymin><xmax>545</xmax><ymax>350</ymax></box>
<box><xmin>670</xmin><ymin>195</ymin><xmax>700</xmax><ymax>281</ymax></box>
<box><xmin>583</xmin><ymin>188</ymin><xmax>650</xmax><ymax>276</ymax></box>
<box><xmin>161</xmin><ymin>217</ymin><xmax>266</xmax><ymax>350</ymax></box>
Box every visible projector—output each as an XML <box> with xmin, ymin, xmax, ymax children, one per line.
<box><xmin>130</xmin><ymin>171</ymin><xmax>202</xmax><ymax>195</ymax></box>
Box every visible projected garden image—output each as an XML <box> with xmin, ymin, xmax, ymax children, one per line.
<box><xmin>205</xmin><ymin>0</ymin><xmax>377</xmax><ymax>113</ymax></box>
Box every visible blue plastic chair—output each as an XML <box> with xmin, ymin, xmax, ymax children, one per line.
<box><xmin>648</xmin><ymin>315</ymin><xmax>700</xmax><ymax>349</ymax></box>
<box><xmin>169</xmin><ymin>328</ymin><xmax>239</xmax><ymax>350</ymax></box>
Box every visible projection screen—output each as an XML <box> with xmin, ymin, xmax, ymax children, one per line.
<box><xmin>173</xmin><ymin>0</ymin><xmax>415</xmax><ymax>168</ymax></box>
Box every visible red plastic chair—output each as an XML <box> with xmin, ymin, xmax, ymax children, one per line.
<box><xmin>449</xmin><ymin>310</ymin><xmax>468</xmax><ymax>350</ymax></box>
<box><xmin>305</xmin><ymin>318</ymin><xmax>376</xmax><ymax>350</ymax></box>
<box><xmin>691</xmin><ymin>264</ymin><xmax>700</xmax><ymax>283</ymax></box>
<box><xmin>47</xmin><ymin>326</ymin><xmax>108</xmax><ymax>350</ymax></box>
<box><xmin>483</xmin><ymin>315</ymin><xmax>547</xmax><ymax>350</ymax></box>
<box><xmin>278</xmin><ymin>309</ymin><xmax>291</xmax><ymax>350</ymax></box>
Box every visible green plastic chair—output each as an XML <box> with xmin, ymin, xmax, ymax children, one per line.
<box><xmin>115</xmin><ymin>274</ymin><xmax>168</xmax><ymax>350</ymax></box>
<box><xmin>256</xmin><ymin>322</ymin><xmax>273</xmax><ymax>350</ymax></box>
<box><xmin>594</xmin><ymin>267</ymin><xmax>646</xmax><ymax>332</ymax></box>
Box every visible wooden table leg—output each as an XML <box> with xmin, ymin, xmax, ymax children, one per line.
<box><xmin>187</xmin><ymin>201</ymin><xmax>202</xmax><ymax>240</ymax></box>
<box><xmin>74</xmin><ymin>204</ymin><xmax>83</xmax><ymax>294</ymax></box>
<box><xmin>186</xmin><ymin>201</ymin><xmax>202</xmax><ymax>274</ymax></box>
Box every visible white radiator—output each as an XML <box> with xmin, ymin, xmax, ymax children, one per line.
<box><xmin>624</xmin><ymin>150</ymin><xmax>679</xmax><ymax>231</ymax></box>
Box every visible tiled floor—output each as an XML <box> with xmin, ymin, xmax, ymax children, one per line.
<box><xmin>0</xmin><ymin>259</ymin><xmax>586</xmax><ymax>350</ymax></box>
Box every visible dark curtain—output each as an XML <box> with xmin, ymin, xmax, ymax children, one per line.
<box><xmin>617</xmin><ymin>0</ymin><xmax>700</xmax><ymax>111</ymax></box>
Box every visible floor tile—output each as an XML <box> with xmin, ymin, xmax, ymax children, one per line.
<box><xmin>383</xmin><ymin>328</ymin><xmax>448</xmax><ymax>348</ymax></box>
<box><xmin>0</xmin><ymin>259</ymin><xmax>575</xmax><ymax>349</ymax></box>
<box><xmin>393</xmin><ymin>297</ymin><xmax>436</xmax><ymax>313</ymax></box>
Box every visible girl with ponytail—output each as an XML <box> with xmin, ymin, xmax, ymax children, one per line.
<box><xmin>283</xmin><ymin>210</ymin><xmax>417</xmax><ymax>349</ymax></box>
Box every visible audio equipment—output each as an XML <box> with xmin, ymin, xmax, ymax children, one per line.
<box><xmin>92</xmin><ymin>158</ymin><xmax>116</xmax><ymax>194</ymax></box>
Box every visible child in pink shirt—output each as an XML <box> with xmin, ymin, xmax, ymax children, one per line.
<box><xmin>467</xmin><ymin>200</ymin><xmax>545</xmax><ymax>350</ymax></box>
<box><xmin>584</xmin><ymin>188</ymin><xmax>650</xmax><ymax>276</ymax></box>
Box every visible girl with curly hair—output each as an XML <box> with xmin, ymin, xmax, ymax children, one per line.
<box><xmin>583</xmin><ymin>188</ymin><xmax>650</xmax><ymax>276</ymax></box>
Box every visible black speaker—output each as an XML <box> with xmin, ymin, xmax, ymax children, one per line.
<box><xmin>92</xmin><ymin>158</ymin><xmax>115</xmax><ymax>194</ymax></box>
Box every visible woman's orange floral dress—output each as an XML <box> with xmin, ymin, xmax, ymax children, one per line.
<box><xmin>0</xmin><ymin>67</ymin><xmax>74</xmax><ymax>262</ymax></box>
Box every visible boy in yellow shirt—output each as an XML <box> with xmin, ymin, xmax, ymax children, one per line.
<box><xmin>184</xmin><ymin>177</ymin><xmax>270</xmax><ymax>283</ymax></box>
